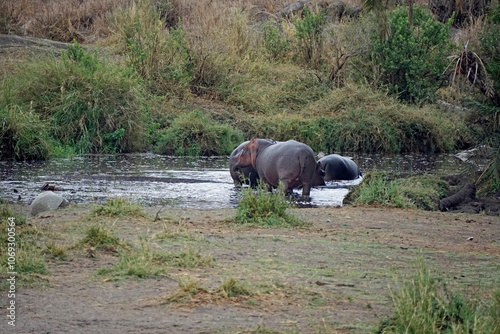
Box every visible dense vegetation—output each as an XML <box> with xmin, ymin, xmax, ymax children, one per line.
<box><xmin>0</xmin><ymin>0</ymin><xmax>499</xmax><ymax>193</ymax></box>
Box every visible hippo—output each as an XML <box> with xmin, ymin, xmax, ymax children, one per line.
<box><xmin>229</xmin><ymin>139</ymin><xmax>276</xmax><ymax>187</ymax></box>
<box><xmin>318</xmin><ymin>154</ymin><xmax>362</xmax><ymax>181</ymax></box>
<box><xmin>234</xmin><ymin>138</ymin><xmax>325</xmax><ymax>198</ymax></box>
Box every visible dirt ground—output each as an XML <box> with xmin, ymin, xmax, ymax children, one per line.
<box><xmin>2</xmin><ymin>204</ymin><xmax>499</xmax><ymax>334</ymax></box>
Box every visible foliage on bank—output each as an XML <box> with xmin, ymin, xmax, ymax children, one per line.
<box><xmin>344</xmin><ymin>172</ymin><xmax>449</xmax><ymax>211</ymax></box>
<box><xmin>1</xmin><ymin>0</ymin><xmax>499</xmax><ymax>186</ymax></box>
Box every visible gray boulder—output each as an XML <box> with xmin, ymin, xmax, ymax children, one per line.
<box><xmin>30</xmin><ymin>191</ymin><xmax>69</xmax><ymax>216</ymax></box>
<box><xmin>276</xmin><ymin>1</ymin><xmax>308</xmax><ymax>18</ymax></box>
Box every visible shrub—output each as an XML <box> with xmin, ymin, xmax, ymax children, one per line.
<box><xmin>344</xmin><ymin>172</ymin><xmax>448</xmax><ymax>210</ymax></box>
<box><xmin>154</xmin><ymin>110</ymin><xmax>244</xmax><ymax>156</ymax></box>
<box><xmin>371</xmin><ymin>6</ymin><xmax>452</xmax><ymax>104</ymax></box>
<box><xmin>0</xmin><ymin>42</ymin><xmax>149</xmax><ymax>157</ymax></box>
<box><xmin>293</xmin><ymin>7</ymin><xmax>326</xmax><ymax>68</ymax></box>
<box><xmin>108</xmin><ymin>0</ymin><xmax>194</xmax><ymax>98</ymax></box>
<box><xmin>0</xmin><ymin>105</ymin><xmax>51</xmax><ymax>160</ymax></box>
<box><xmin>247</xmin><ymin>85</ymin><xmax>472</xmax><ymax>153</ymax></box>
<box><xmin>262</xmin><ymin>21</ymin><xmax>290</xmax><ymax>61</ymax></box>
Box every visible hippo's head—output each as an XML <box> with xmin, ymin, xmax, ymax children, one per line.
<box><xmin>312</xmin><ymin>161</ymin><xmax>326</xmax><ymax>187</ymax></box>
<box><xmin>235</xmin><ymin>140</ymin><xmax>255</xmax><ymax>169</ymax></box>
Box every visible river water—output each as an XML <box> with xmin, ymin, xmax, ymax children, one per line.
<box><xmin>0</xmin><ymin>153</ymin><xmax>462</xmax><ymax>209</ymax></box>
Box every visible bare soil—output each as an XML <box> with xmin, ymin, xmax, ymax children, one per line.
<box><xmin>2</xmin><ymin>204</ymin><xmax>499</xmax><ymax>334</ymax></box>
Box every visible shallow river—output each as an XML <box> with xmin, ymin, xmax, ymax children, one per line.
<box><xmin>0</xmin><ymin>153</ymin><xmax>462</xmax><ymax>209</ymax></box>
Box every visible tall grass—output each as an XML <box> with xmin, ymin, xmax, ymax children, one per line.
<box><xmin>0</xmin><ymin>0</ymin><xmax>126</xmax><ymax>40</ymax></box>
<box><xmin>106</xmin><ymin>0</ymin><xmax>194</xmax><ymax>98</ymax></box>
<box><xmin>0</xmin><ymin>106</ymin><xmax>51</xmax><ymax>160</ymax></box>
<box><xmin>242</xmin><ymin>85</ymin><xmax>473</xmax><ymax>153</ymax></box>
<box><xmin>0</xmin><ymin>0</ymin><xmax>490</xmax><ymax>160</ymax></box>
<box><xmin>379</xmin><ymin>257</ymin><xmax>500</xmax><ymax>333</ymax></box>
<box><xmin>344</xmin><ymin>172</ymin><xmax>449</xmax><ymax>210</ymax></box>
<box><xmin>154</xmin><ymin>110</ymin><xmax>243</xmax><ymax>156</ymax></box>
<box><xmin>0</xmin><ymin>42</ymin><xmax>149</xmax><ymax>157</ymax></box>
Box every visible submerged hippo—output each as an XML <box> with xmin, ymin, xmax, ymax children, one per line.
<box><xmin>229</xmin><ymin>140</ymin><xmax>274</xmax><ymax>187</ymax></box>
<box><xmin>234</xmin><ymin>138</ymin><xmax>325</xmax><ymax>198</ymax></box>
<box><xmin>318</xmin><ymin>154</ymin><xmax>362</xmax><ymax>181</ymax></box>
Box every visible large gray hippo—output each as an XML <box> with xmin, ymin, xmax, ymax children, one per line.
<box><xmin>318</xmin><ymin>154</ymin><xmax>362</xmax><ymax>181</ymax></box>
<box><xmin>229</xmin><ymin>140</ymin><xmax>274</xmax><ymax>187</ymax></box>
<box><xmin>234</xmin><ymin>138</ymin><xmax>325</xmax><ymax>197</ymax></box>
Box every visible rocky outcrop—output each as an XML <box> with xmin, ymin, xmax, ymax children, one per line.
<box><xmin>246</xmin><ymin>0</ymin><xmax>362</xmax><ymax>25</ymax></box>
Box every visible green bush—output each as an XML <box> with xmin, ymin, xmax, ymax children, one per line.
<box><xmin>293</xmin><ymin>7</ymin><xmax>327</xmax><ymax>68</ymax></box>
<box><xmin>109</xmin><ymin>0</ymin><xmax>194</xmax><ymax>98</ymax></box>
<box><xmin>262</xmin><ymin>22</ymin><xmax>290</xmax><ymax>61</ymax></box>
<box><xmin>0</xmin><ymin>105</ymin><xmax>51</xmax><ymax>160</ymax></box>
<box><xmin>371</xmin><ymin>6</ymin><xmax>452</xmax><ymax>104</ymax></box>
<box><xmin>247</xmin><ymin>86</ymin><xmax>471</xmax><ymax>153</ymax></box>
<box><xmin>0</xmin><ymin>42</ymin><xmax>149</xmax><ymax>157</ymax></box>
<box><xmin>344</xmin><ymin>172</ymin><xmax>448</xmax><ymax>210</ymax></box>
<box><xmin>154</xmin><ymin>110</ymin><xmax>243</xmax><ymax>156</ymax></box>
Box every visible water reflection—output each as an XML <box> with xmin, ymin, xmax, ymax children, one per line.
<box><xmin>0</xmin><ymin>153</ymin><xmax>462</xmax><ymax>209</ymax></box>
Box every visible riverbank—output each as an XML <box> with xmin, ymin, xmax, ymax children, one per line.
<box><xmin>3</xmin><ymin>203</ymin><xmax>499</xmax><ymax>333</ymax></box>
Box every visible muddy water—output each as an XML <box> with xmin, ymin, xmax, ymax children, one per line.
<box><xmin>0</xmin><ymin>153</ymin><xmax>462</xmax><ymax>209</ymax></box>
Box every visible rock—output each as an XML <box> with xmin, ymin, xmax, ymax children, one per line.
<box><xmin>326</xmin><ymin>0</ymin><xmax>346</xmax><ymax>23</ymax></box>
<box><xmin>276</xmin><ymin>1</ymin><xmax>308</xmax><ymax>18</ymax></box>
<box><xmin>30</xmin><ymin>191</ymin><xmax>69</xmax><ymax>216</ymax></box>
<box><xmin>247</xmin><ymin>5</ymin><xmax>278</xmax><ymax>23</ymax></box>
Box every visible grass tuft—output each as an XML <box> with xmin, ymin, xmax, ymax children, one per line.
<box><xmin>80</xmin><ymin>225</ymin><xmax>122</xmax><ymax>250</ymax></box>
<box><xmin>97</xmin><ymin>237</ymin><xmax>168</xmax><ymax>280</ymax></box>
<box><xmin>91</xmin><ymin>197</ymin><xmax>146</xmax><ymax>218</ymax></box>
<box><xmin>378</xmin><ymin>257</ymin><xmax>500</xmax><ymax>334</ymax></box>
<box><xmin>235</xmin><ymin>184</ymin><xmax>309</xmax><ymax>227</ymax></box>
<box><xmin>217</xmin><ymin>277</ymin><xmax>253</xmax><ymax>298</ymax></box>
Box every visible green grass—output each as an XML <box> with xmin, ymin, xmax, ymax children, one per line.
<box><xmin>0</xmin><ymin>42</ymin><xmax>149</xmax><ymax>158</ymax></box>
<box><xmin>234</xmin><ymin>185</ymin><xmax>309</xmax><ymax>228</ymax></box>
<box><xmin>344</xmin><ymin>172</ymin><xmax>449</xmax><ymax>210</ymax></box>
<box><xmin>378</xmin><ymin>257</ymin><xmax>500</xmax><ymax>334</ymax></box>
<box><xmin>0</xmin><ymin>0</ymin><xmax>490</xmax><ymax>160</ymax></box>
<box><xmin>153</xmin><ymin>109</ymin><xmax>244</xmax><ymax>156</ymax></box>
<box><xmin>0</xmin><ymin>208</ymin><xmax>47</xmax><ymax>287</ymax></box>
<box><xmin>91</xmin><ymin>197</ymin><xmax>146</xmax><ymax>218</ymax></box>
<box><xmin>164</xmin><ymin>247</ymin><xmax>215</xmax><ymax>268</ymax></box>
<box><xmin>97</xmin><ymin>238</ymin><xmax>214</xmax><ymax>280</ymax></box>
<box><xmin>79</xmin><ymin>225</ymin><xmax>123</xmax><ymax>250</ymax></box>
<box><xmin>217</xmin><ymin>277</ymin><xmax>253</xmax><ymax>298</ymax></box>
<box><xmin>97</xmin><ymin>238</ymin><xmax>169</xmax><ymax>280</ymax></box>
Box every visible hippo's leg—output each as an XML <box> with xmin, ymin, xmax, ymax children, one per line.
<box><xmin>278</xmin><ymin>180</ymin><xmax>292</xmax><ymax>196</ymax></box>
<box><xmin>301</xmin><ymin>183</ymin><xmax>312</xmax><ymax>199</ymax></box>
